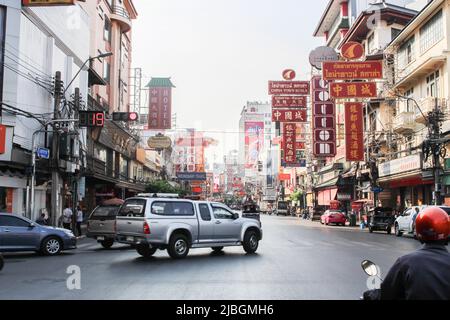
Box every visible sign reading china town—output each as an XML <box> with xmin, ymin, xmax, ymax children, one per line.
<box><xmin>268</xmin><ymin>81</ymin><xmax>310</xmax><ymax>95</ymax></box>
<box><xmin>345</xmin><ymin>103</ymin><xmax>364</xmax><ymax>161</ymax></box>
<box><xmin>330</xmin><ymin>82</ymin><xmax>377</xmax><ymax>99</ymax></box>
<box><xmin>322</xmin><ymin>61</ymin><xmax>383</xmax><ymax>80</ymax></box>
<box><xmin>272</xmin><ymin>96</ymin><xmax>306</xmax><ymax>108</ymax></box>
<box><xmin>272</xmin><ymin>109</ymin><xmax>307</xmax><ymax>122</ymax></box>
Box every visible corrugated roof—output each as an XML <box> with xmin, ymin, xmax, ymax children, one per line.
<box><xmin>146</xmin><ymin>78</ymin><xmax>176</xmax><ymax>88</ymax></box>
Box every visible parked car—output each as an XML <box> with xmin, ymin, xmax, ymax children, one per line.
<box><xmin>0</xmin><ymin>213</ymin><xmax>77</xmax><ymax>255</ymax></box>
<box><xmin>310</xmin><ymin>206</ymin><xmax>324</xmax><ymax>221</ymax></box>
<box><xmin>116</xmin><ymin>197</ymin><xmax>263</xmax><ymax>259</ymax></box>
<box><xmin>276</xmin><ymin>201</ymin><xmax>289</xmax><ymax>216</ymax></box>
<box><xmin>320</xmin><ymin>210</ymin><xmax>346</xmax><ymax>226</ymax></box>
<box><xmin>368</xmin><ymin>207</ymin><xmax>394</xmax><ymax>234</ymax></box>
<box><xmin>86</xmin><ymin>199</ymin><xmax>124</xmax><ymax>248</ymax></box>
<box><xmin>395</xmin><ymin>205</ymin><xmax>450</xmax><ymax>237</ymax></box>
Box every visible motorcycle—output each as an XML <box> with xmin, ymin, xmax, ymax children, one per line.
<box><xmin>0</xmin><ymin>253</ymin><xmax>4</xmax><ymax>271</ymax></box>
<box><xmin>361</xmin><ymin>260</ymin><xmax>382</xmax><ymax>300</ymax></box>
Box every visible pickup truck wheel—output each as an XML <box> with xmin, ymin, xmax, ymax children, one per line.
<box><xmin>136</xmin><ymin>245</ymin><xmax>157</xmax><ymax>258</ymax></box>
<box><xmin>168</xmin><ymin>234</ymin><xmax>190</xmax><ymax>259</ymax></box>
<box><xmin>243</xmin><ymin>230</ymin><xmax>259</xmax><ymax>254</ymax></box>
<box><xmin>212</xmin><ymin>247</ymin><xmax>224</xmax><ymax>253</ymax></box>
<box><xmin>395</xmin><ymin>224</ymin><xmax>403</xmax><ymax>237</ymax></box>
<box><xmin>100</xmin><ymin>239</ymin><xmax>114</xmax><ymax>249</ymax></box>
<box><xmin>387</xmin><ymin>227</ymin><xmax>392</xmax><ymax>235</ymax></box>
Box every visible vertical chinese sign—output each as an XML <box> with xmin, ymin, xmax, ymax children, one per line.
<box><xmin>345</xmin><ymin>103</ymin><xmax>364</xmax><ymax>161</ymax></box>
<box><xmin>147</xmin><ymin>78</ymin><xmax>175</xmax><ymax>130</ymax></box>
<box><xmin>283</xmin><ymin>123</ymin><xmax>296</xmax><ymax>164</ymax></box>
<box><xmin>245</xmin><ymin>122</ymin><xmax>264</xmax><ymax>169</ymax></box>
<box><xmin>311</xmin><ymin>76</ymin><xmax>336</xmax><ymax>157</ymax></box>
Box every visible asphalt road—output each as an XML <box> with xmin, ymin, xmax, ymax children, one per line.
<box><xmin>0</xmin><ymin>215</ymin><xmax>421</xmax><ymax>300</ymax></box>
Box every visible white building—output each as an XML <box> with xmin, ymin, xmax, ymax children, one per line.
<box><xmin>0</xmin><ymin>1</ymin><xmax>89</xmax><ymax>218</ymax></box>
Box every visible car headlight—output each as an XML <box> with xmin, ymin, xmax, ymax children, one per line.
<box><xmin>63</xmin><ymin>229</ymin><xmax>75</xmax><ymax>237</ymax></box>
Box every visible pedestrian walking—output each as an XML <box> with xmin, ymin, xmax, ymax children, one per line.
<box><xmin>62</xmin><ymin>205</ymin><xmax>73</xmax><ymax>230</ymax></box>
<box><xmin>35</xmin><ymin>213</ymin><xmax>48</xmax><ymax>226</ymax></box>
<box><xmin>76</xmin><ymin>206</ymin><xmax>83</xmax><ymax>237</ymax></box>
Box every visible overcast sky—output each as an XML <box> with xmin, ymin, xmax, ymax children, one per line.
<box><xmin>132</xmin><ymin>0</ymin><xmax>327</xmax><ymax>163</ymax></box>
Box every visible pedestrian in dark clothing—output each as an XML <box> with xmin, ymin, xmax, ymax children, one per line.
<box><xmin>36</xmin><ymin>213</ymin><xmax>48</xmax><ymax>226</ymax></box>
<box><xmin>76</xmin><ymin>206</ymin><xmax>83</xmax><ymax>237</ymax></box>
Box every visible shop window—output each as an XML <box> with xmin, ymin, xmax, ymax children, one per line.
<box><xmin>104</xmin><ymin>16</ymin><xmax>111</xmax><ymax>43</ymax></box>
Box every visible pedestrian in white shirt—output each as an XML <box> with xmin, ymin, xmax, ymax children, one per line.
<box><xmin>76</xmin><ymin>206</ymin><xmax>83</xmax><ymax>236</ymax></box>
<box><xmin>62</xmin><ymin>205</ymin><xmax>73</xmax><ymax>230</ymax></box>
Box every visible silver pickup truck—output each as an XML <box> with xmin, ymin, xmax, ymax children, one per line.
<box><xmin>116</xmin><ymin>197</ymin><xmax>263</xmax><ymax>259</ymax></box>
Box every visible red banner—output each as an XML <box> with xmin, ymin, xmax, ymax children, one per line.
<box><xmin>272</xmin><ymin>96</ymin><xmax>306</xmax><ymax>108</ymax></box>
<box><xmin>330</xmin><ymin>82</ymin><xmax>377</xmax><ymax>99</ymax></box>
<box><xmin>283</xmin><ymin>123</ymin><xmax>296</xmax><ymax>164</ymax></box>
<box><xmin>0</xmin><ymin>125</ymin><xmax>6</xmax><ymax>154</ymax></box>
<box><xmin>279</xmin><ymin>173</ymin><xmax>291</xmax><ymax>181</ymax></box>
<box><xmin>296</xmin><ymin>142</ymin><xmax>306</xmax><ymax>150</ymax></box>
<box><xmin>272</xmin><ymin>109</ymin><xmax>307</xmax><ymax>122</ymax></box>
<box><xmin>311</xmin><ymin>76</ymin><xmax>336</xmax><ymax>157</ymax></box>
<box><xmin>345</xmin><ymin>103</ymin><xmax>364</xmax><ymax>161</ymax></box>
<box><xmin>322</xmin><ymin>61</ymin><xmax>383</xmax><ymax>80</ymax></box>
<box><xmin>268</xmin><ymin>81</ymin><xmax>310</xmax><ymax>95</ymax></box>
<box><xmin>148</xmin><ymin>87</ymin><xmax>172</xmax><ymax>130</ymax></box>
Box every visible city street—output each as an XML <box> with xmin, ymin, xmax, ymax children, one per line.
<box><xmin>0</xmin><ymin>215</ymin><xmax>420</xmax><ymax>300</ymax></box>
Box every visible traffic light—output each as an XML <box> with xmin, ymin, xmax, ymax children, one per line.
<box><xmin>112</xmin><ymin>112</ymin><xmax>139</xmax><ymax>122</ymax></box>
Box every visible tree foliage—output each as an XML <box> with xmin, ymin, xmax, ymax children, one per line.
<box><xmin>146</xmin><ymin>180</ymin><xmax>186</xmax><ymax>196</ymax></box>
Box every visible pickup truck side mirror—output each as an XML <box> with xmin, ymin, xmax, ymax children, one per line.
<box><xmin>233</xmin><ymin>213</ymin><xmax>239</xmax><ymax>220</ymax></box>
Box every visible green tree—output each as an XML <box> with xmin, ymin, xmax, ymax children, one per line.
<box><xmin>146</xmin><ymin>180</ymin><xmax>187</xmax><ymax>197</ymax></box>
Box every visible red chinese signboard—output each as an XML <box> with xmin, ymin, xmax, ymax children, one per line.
<box><xmin>148</xmin><ymin>87</ymin><xmax>172</xmax><ymax>130</ymax></box>
<box><xmin>341</xmin><ymin>42</ymin><xmax>365</xmax><ymax>60</ymax></box>
<box><xmin>279</xmin><ymin>173</ymin><xmax>291</xmax><ymax>181</ymax></box>
<box><xmin>345</xmin><ymin>102</ymin><xmax>364</xmax><ymax>161</ymax></box>
<box><xmin>296</xmin><ymin>142</ymin><xmax>306</xmax><ymax>150</ymax></box>
<box><xmin>0</xmin><ymin>125</ymin><xmax>5</xmax><ymax>154</ymax></box>
<box><xmin>330</xmin><ymin>82</ymin><xmax>377</xmax><ymax>99</ymax></box>
<box><xmin>322</xmin><ymin>61</ymin><xmax>383</xmax><ymax>80</ymax></box>
<box><xmin>283</xmin><ymin>123</ymin><xmax>297</xmax><ymax>164</ymax></box>
<box><xmin>268</xmin><ymin>81</ymin><xmax>310</xmax><ymax>95</ymax></box>
<box><xmin>311</xmin><ymin>76</ymin><xmax>336</xmax><ymax>157</ymax></box>
<box><xmin>272</xmin><ymin>96</ymin><xmax>306</xmax><ymax>108</ymax></box>
<box><xmin>272</xmin><ymin>109</ymin><xmax>307</xmax><ymax>122</ymax></box>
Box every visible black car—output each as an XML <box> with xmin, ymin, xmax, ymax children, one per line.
<box><xmin>368</xmin><ymin>207</ymin><xmax>395</xmax><ymax>234</ymax></box>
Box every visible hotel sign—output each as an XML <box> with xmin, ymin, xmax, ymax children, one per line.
<box><xmin>378</xmin><ymin>154</ymin><xmax>422</xmax><ymax>178</ymax></box>
<box><xmin>322</xmin><ymin>61</ymin><xmax>383</xmax><ymax>80</ymax></box>
<box><xmin>22</xmin><ymin>0</ymin><xmax>76</xmax><ymax>6</ymax></box>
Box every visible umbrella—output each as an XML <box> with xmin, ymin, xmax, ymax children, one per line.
<box><xmin>102</xmin><ymin>198</ymin><xmax>125</xmax><ymax>206</ymax></box>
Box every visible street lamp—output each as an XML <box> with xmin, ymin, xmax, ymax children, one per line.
<box><xmin>63</xmin><ymin>52</ymin><xmax>113</xmax><ymax>96</ymax></box>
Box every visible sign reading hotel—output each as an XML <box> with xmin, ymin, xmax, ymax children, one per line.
<box><xmin>311</xmin><ymin>76</ymin><xmax>336</xmax><ymax>157</ymax></box>
<box><xmin>272</xmin><ymin>96</ymin><xmax>306</xmax><ymax>108</ymax></box>
<box><xmin>147</xmin><ymin>78</ymin><xmax>175</xmax><ymax>130</ymax></box>
<box><xmin>272</xmin><ymin>109</ymin><xmax>307</xmax><ymax>122</ymax></box>
<box><xmin>268</xmin><ymin>81</ymin><xmax>310</xmax><ymax>95</ymax></box>
<box><xmin>344</xmin><ymin>103</ymin><xmax>364</xmax><ymax>162</ymax></box>
<box><xmin>283</xmin><ymin>123</ymin><xmax>297</xmax><ymax>164</ymax></box>
<box><xmin>322</xmin><ymin>61</ymin><xmax>383</xmax><ymax>80</ymax></box>
<box><xmin>330</xmin><ymin>82</ymin><xmax>377</xmax><ymax>99</ymax></box>
<box><xmin>22</xmin><ymin>0</ymin><xmax>75</xmax><ymax>5</ymax></box>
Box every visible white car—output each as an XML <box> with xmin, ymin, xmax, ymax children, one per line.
<box><xmin>394</xmin><ymin>205</ymin><xmax>450</xmax><ymax>237</ymax></box>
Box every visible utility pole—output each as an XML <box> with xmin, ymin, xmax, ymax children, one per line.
<box><xmin>72</xmin><ymin>87</ymin><xmax>80</xmax><ymax>233</ymax></box>
<box><xmin>51</xmin><ymin>71</ymin><xmax>62</xmax><ymax>227</ymax></box>
<box><xmin>430</xmin><ymin>98</ymin><xmax>443</xmax><ymax>206</ymax></box>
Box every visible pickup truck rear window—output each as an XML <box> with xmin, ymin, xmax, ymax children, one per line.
<box><xmin>91</xmin><ymin>206</ymin><xmax>120</xmax><ymax>218</ymax></box>
<box><xmin>118</xmin><ymin>199</ymin><xmax>147</xmax><ymax>217</ymax></box>
<box><xmin>151</xmin><ymin>202</ymin><xmax>195</xmax><ymax>216</ymax></box>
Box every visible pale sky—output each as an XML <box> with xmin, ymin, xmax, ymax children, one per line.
<box><xmin>132</xmin><ymin>0</ymin><xmax>327</xmax><ymax>163</ymax></box>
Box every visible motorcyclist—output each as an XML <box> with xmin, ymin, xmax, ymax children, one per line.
<box><xmin>364</xmin><ymin>206</ymin><xmax>450</xmax><ymax>300</ymax></box>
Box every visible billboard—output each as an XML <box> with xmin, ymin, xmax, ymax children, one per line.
<box><xmin>312</xmin><ymin>76</ymin><xmax>336</xmax><ymax>157</ymax></box>
<box><xmin>322</xmin><ymin>61</ymin><xmax>383</xmax><ymax>80</ymax></box>
<box><xmin>245</xmin><ymin>122</ymin><xmax>264</xmax><ymax>169</ymax></box>
<box><xmin>148</xmin><ymin>87</ymin><xmax>172</xmax><ymax>130</ymax></box>
<box><xmin>345</xmin><ymin>103</ymin><xmax>365</xmax><ymax>161</ymax></box>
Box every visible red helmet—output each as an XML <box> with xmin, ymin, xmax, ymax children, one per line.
<box><xmin>415</xmin><ymin>207</ymin><xmax>450</xmax><ymax>242</ymax></box>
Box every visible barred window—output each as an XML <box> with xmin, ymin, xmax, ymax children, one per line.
<box><xmin>420</xmin><ymin>10</ymin><xmax>443</xmax><ymax>54</ymax></box>
<box><xmin>399</xmin><ymin>36</ymin><xmax>415</xmax><ymax>68</ymax></box>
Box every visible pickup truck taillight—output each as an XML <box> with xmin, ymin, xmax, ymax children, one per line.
<box><xmin>143</xmin><ymin>221</ymin><xmax>151</xmax><ymax>235</ymax></box>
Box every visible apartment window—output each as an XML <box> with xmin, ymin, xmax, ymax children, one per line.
<box><xmin>367</xmin><ymin>32</ymin><xmax>375</xmax><ymax>54</ymax></box>
<box><xmin>103</xmin><ymin>58</ymin><xmax>110</xmax><ymax>83</ymax></box>
<box><xmin>104</xmin><ymin>16</ymin><xmax>111</xmax><ymax>43</ymax></box>
<box><xmin>426</xmin><ymin>70</ymin><xmax>440</xmax><ymax>98</ymax></box>
<box><xmin>420</xmin><ymin>10</ymin><xmax>443</xmax><ymax>54</ymax></box>
<box><xmin>399</xmin><ymin>36</ymin><xmax>415</xmax><ymax>67</ymax></box>
<box><xmin>105</xmin><ymin>0</ymin><xmax>113</xmax><ymax>9</ymax></box>
<box><xmin>391</xmin><ymin>28</ymin><xmax>401</xmax><ymax>40</ymax></box>
<box><xmin>405</xmin><ymin>88</ymin><xmax>414</xmax><ymax>113</ymax></box>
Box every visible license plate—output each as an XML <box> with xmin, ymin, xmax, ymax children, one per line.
<box><xmin>97</xmin><ymin>236</ymin><xmax>105</xmax><ymax>241</ymax></box>
<box><xmin>126</xmin><ymin>236</ymin><xmax>134</xmax><ymax>242</ymax></box>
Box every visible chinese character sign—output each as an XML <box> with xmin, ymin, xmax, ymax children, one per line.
<box><xmin>272</xmin><ymin>109</ymin><xmax>307</xmax><ymax>122</ymax></box>
<box><xmin>272</xmin><ymin>96</ymin><xmax>306</xmax><ymax>108</ymax></box>
<box><xmin>245</xmin><ymin>122</ymin><xmax>264</xmax><ymax>169</ymax></box>
<box><xmin>148</xmin><ymin>87</ymin><xmax>172</xmax><ymax>130</ymax></box>
<box><xmin>345</xmin><ymin>103</ymin><xmax>364</xmax><ymax>162</ymax></box>
<box><xmin>322</xmin><ymin>61</ymin><xmax>383</xmax><ymax>80</ymax></box>
<box><xmin>283</xmin><ymin>123</ymin><xmax>297</xmax><ymax>164</ymax></box>
<box><xmin>330</xmin><ymin>82</ymin><xmax>377</xmax><ymax>99</ymax></box>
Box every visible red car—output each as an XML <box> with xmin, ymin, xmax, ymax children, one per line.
<box><xmin>321</xmin><ymin>210</ymin><xmax>346</xmax><ymax>226</ymax></box>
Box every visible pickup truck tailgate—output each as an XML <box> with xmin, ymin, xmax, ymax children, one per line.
<box><xmin>116</xmin><ymin>216</ymin><xmax>146</xmax><ymax>236</ymax></box>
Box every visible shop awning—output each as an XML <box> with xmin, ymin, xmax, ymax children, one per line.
<box><xmin>315</xmin><ymin>177</ymin><xmax>339</xmax><ymax>189</ymax></box>
<box><xmin>318</xmin><ymin>188</ymin><xmax>338</xmax><ymax>206</ymax></box>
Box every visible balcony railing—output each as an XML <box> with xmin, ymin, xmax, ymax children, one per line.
<box><xmin>111</xmin><ymin>6</ymin><xmax>132</xmax><ymax>33</ymax></box>
<box><xmin>393</xmin><ymin>112</ymin><xmax>416</xmax><ymax>134</ymax></box>
<box><xmin>415</xmin><ymin>97</ymin><xmax>448</xmax><ymax>125</ymax></box>
<box><xmin>112</xmin><ymin>6</ymin><xmax>130</xmax><ymax>20</ymax></box>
